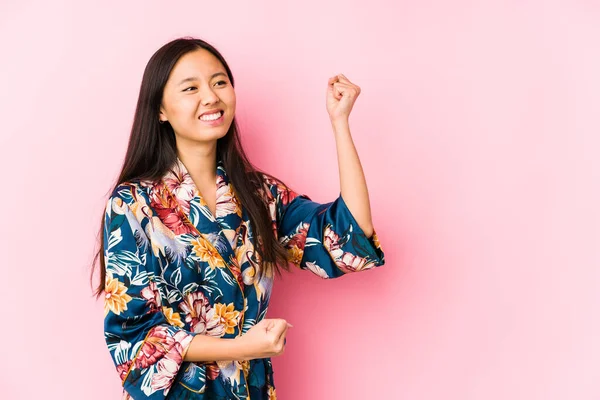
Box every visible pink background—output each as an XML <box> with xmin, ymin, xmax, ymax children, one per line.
<box><xmin>1</xmin><ymin>1</ymin><xmax>598</xmax><ymax>399</ymax></box>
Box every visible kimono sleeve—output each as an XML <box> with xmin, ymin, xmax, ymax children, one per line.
<box><xmin>102</xmin><ymin>188</ymin><xmax>197</xmax><ymax>399</ymax></box>
<box><xmin>267</xmin><ymin>178</ymin><xmax>385</xmax><ymax>279</ymax></box>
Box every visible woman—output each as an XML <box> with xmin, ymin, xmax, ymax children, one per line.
<box><xmin>92</xmin><ymin>37</ymin><xmax>385</xmax><ymax>399</ymax></box>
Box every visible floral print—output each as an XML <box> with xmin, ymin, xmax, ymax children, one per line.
<box><xmin>179</xmin><ymin>291</ymin><xmax>224</xmax><ymax>337</ymax></box>
<box><xmin>162</xmin><ymin>307</ymin><xmax>184</xmax><ymax>328</ymax></box>
<box><xmin>192</xmin><ymin>238</ymin><xmax>226</xmax><ymax>269</ymax></box>
<box><xmin>214</xmin><ymin>303</ymin><xmax>242</xmax><ymax>335</ymax></box>
<box><xmin>104</xmin><ymin>272</ymin><xmax>132</xmax><ymax>316</ymax></box>
<box><xmin>103</xmin><ymin>157</ymin><xmax>385</xmax><ymax>399</ymax></box>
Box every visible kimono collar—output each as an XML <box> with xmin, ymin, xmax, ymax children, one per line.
<box><xmin>159</xmin><ymin>156</ymin><xmax>237</xmax><ymax>226</ymax></box>
<box><xmin>163</xmin><ymin>156</ymin><xmax>228</xmax><ymax>187</ymax></box>
<box><xmin>158</xmin><ymin>156</ymin><xmax>245</xmax><ymax>282</ymax></box>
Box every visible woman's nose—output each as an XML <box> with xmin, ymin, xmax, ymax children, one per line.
<box><xmin>200</xmin><ymin>87</ymin><xmax>219</xmax><ymax>105</ymax></box>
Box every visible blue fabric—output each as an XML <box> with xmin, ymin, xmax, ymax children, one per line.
<box><xmin>102</xmin><ymin>157</ymin><xmax>385</xmax><ymax>399</ymax></box>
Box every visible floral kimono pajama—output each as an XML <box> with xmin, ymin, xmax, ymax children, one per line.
<box><xmin>102</xmin><ymin>157</ymin><xmax>385</xmax><ymax>399</ymax></box>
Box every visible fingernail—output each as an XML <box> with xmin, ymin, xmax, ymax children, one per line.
<box><xmin>287</xmin><ymin>323</ymin><xmax>293</xmax><ymax>327</ymax></box>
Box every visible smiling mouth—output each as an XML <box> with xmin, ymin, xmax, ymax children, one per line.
<box><xmin>199</xmin><ymin>110</ymin><xmax>224</xmax><ymax>121</ymax></box>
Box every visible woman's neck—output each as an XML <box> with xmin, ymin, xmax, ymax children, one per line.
<box><xmin>176</xmin><ymin>141</ymin><xmax>218</xmax><ymax>180</ymax></box>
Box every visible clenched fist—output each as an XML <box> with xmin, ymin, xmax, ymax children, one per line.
<box><xmin>236</xmin><ymin>318</ymin><xmax>293</xmax><ymax>360</ymax></box>
<box><xmin>326</xmin><ymin>73</ymin><xmax>361</xmax><ymax>123</ymax></box>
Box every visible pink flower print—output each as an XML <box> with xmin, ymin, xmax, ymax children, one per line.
<box><xmin>288</xmin><ymin>223</ymin><xmax>309</xmax><ymax>251</ymax></box>
<box><xmin>215</xmin><ymin>175</ymin><xmax>241</xmax><ymax>218</ymax></box>
<box><xmin>150</xmin><ymin>356</ymin><xmax>180</xmax><ymax>392</ymax></box>
<box><xmin>134</xmin><ymin>326</ymin><xmax>173</xmax><ymax>369</ymax></box>
<box><xmin>162</xmin><ymin>165</ymin><xmax>196</xmax><ymax>216</ymax></box>
<box><xmin>179</xmin><ymin>291</ymin><xmax>225</xmax><ymax>337</ymax></box>
<box><xmin>336</xmin><ymin>252</ymin><xmax>377</xmax><ymax>274</ymax></box>
<box><xmin>323</xmin><ymin>225</ymin><xmax>343</xmax><ymax>259</ymax></box>
<box><xmin>147</xmin><ymin>330</ymin><xmax>189</xmax><ymax>393</ymax></box>
<box><xmin>278</xmin><ymin>184</ymin><xmax>298</xmax><ymax>206</ymax></box>
<box><xmin>150</xmin><ymin>183</ymin><xmax>194</xmax><ymax>235</ymax></box>
<box><xmin>206</xmin><ymin>362</ymin><xmax>221</xmax><ymax>380</ymax></box>
<box><xmin>140</xmin><ymin>280</ymin><xmax>161</xmax><ymax>312</ymax></box>
<box><xmin>116</xmin><ymin>360</ymin><xmax>132</xmax><ymax>382</ymax></box>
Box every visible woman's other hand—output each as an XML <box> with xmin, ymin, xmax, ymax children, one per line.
<box><xmin>236</xmin><ymin>318</ymin><xmax>293</xmax><ymax>360</ymax></box>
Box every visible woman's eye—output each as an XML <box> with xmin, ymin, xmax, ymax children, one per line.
<box><xmin>215</xmin><ymin>80</ymin><xmax>227</xmax><ymax>86</ymax></box>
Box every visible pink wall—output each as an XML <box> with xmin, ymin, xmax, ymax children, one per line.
<box><xmin>1</xmin><ymin>1</ymin><xmax>598</xmax><ymax>399</ymax></box>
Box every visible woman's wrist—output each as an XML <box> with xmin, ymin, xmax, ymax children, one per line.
<box><xmin>232</xmin><ymin>335</ymin><xmax>252</xmax><ymax>361</ymax></box>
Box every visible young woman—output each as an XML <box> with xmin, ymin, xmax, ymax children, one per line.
<box><xmin>92</xmin><ymin>37</ymin><xmax>385</xmax><ymax>399</ymax></box>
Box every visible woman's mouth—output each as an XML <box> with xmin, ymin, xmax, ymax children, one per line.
<box><xmin>199</xmin><ymin>110</ymin><xmax>225</xmax><ymax>126</ymax></box>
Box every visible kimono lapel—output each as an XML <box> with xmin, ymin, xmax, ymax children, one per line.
<box><xmin>159</xmin><ymin>157</ymin><xmax>245</xmax><ymax>284</ymax></box>
<box><xmin>160</xmin><ymin>157</ymin><xmax>239</xmax><ymax>232</ymax></box>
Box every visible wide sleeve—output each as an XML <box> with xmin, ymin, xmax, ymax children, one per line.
<box><xmin>102</xmin><ymin>188</ymin><xmax>197</xmax><ymax>399</ymax></box>
<box><xmin>265</xmin><ymin>177</ymin><xmax>385</xmax><ymax>279</ymax></box>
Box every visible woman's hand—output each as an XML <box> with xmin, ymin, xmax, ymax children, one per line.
<box><xmin>326</xmin><ymin>73</ymin><xmax>361</xmax><ymax>124</ymax></box>
<box><xmin>236</xmin><ymin>318</ymin><xmax>292</xmax><ymax>360</ymax></box>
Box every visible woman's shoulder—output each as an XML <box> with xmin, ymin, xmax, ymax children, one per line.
<box><xmin>247</xmin><ymin>170</ymin><xmax>287</xmax><ymax>198</ymax></box>
<box><xmin>108</xmin><ymin>179</ymin><xmax>153</xmax><ymax>207</ymax></box>
<box><xmin>250</xmin><ymin>170</ymin><xmax>308</xmax><ymax>205</ymax></box>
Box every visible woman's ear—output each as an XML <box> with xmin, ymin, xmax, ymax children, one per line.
<box><xmin>158</xmin><ymin>107</ymin><xmax>167</xmax><ymax>123</ymax></box>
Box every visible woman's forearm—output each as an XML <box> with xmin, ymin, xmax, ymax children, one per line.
<box><xmin>183</xmin><ymin>318</ymin><xmax>290</xmax><ymax>362</ymax></box>
<box><xmin>331</xmin><ymin>118</ymin><xmax>374</xmax><ymax>238</ymax></box>
<box><xmin>184</xmin><ymin>334</ymin><xmax>248</xmax><ymax>362</ymax></box>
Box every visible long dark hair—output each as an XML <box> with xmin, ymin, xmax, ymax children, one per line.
<box><xmin>91</xmin><ymin>37</ymin><xmax>292</xmax><ymax>297</ymax></box>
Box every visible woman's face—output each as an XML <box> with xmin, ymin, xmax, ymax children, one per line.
<box><xmin>159</xmin><ymin>48</ymin><xmax>236</xmax><ymax>146</ymax></box>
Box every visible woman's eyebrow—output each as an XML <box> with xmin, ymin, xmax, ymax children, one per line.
<box><xmin>177</xmin><ymin>72</ymin><xmax>227</xmax><ymax>86</ymax></box>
